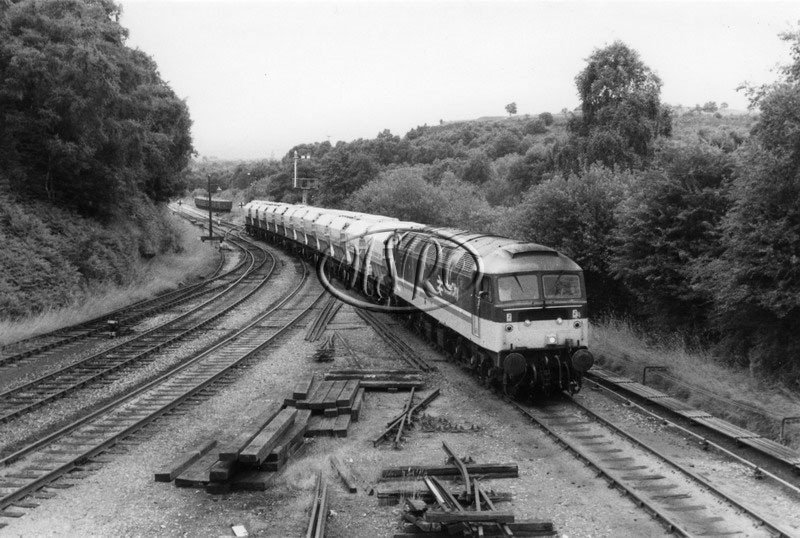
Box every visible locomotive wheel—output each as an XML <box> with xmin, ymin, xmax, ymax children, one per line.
<box><xmin>502</xmin><ymin>373</ymin><xmax>523</xmax><ymax>399</ymax></box>
<box><xmin>453</xmin><ymin>338</ymin><xmax>465</xmax><ymax>363</ymax></box>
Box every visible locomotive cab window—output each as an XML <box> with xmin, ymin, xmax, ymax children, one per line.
<box><xmin>497</xmin><ymin>274</ymin><xmax>539</xmax><ymax>302</ymax></box>
<box><xmin>542</xmin><ymin>273</ymin><xmax>582</xmax><ymax>299</ymax></box>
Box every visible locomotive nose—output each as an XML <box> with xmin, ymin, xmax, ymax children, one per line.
<box><xmin>570</xmin><ymin>349</ymin><xmax>594</xmax><ymax>373</ymax></box>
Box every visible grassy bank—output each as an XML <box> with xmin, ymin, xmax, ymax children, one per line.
<box><xmin>592</xmin><ymin>317</ymin><xmax>800</xmax><ymax>448</ymax></box>
<box><xmin>0</xmin><ymin>214</ymin><xmax>219</xmax><ymax>346</ymax></box>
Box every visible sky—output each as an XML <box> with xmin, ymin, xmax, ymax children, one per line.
<box><xmin>118</xmin><ymin>0</ymin><xmax>800</xmax><ymax>160</ymax></box>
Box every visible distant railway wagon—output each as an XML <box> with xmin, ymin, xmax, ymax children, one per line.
<box><xmin>194</xmin><ymin>197</ymin><xmax>233</xmax><ymax>212</ymax></box>
<box><xmin>244</xmin><ymin>200</ymin><xmax>594</xmax><ymax>399</ymax></box>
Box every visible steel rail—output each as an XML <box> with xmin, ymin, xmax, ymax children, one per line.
<box><xmin>305</xmin><ymin>296</ymin><xmax>339</xmax><ymax>342</ymax></box>
<box><xmin>568</xmin><ymin>395</ymin><xmax>794</xmax><ymax>536</ymax></box>
<box><xmin>354</xmin><ymin>308</ymin><xmax>434</xmax><ymax>372</ymax></box>
<box><xmin>507</xmin><ymin>396</ymin><xmax>792</xmax><ymax>537</ymax></box>
<box><xmin>0</xmin><ymin>234</ymin><xmax>274</xmax><ymax>423</ymax></box>
<box><xmin>585</xmin><ymin>374</ymin><xmax>800</xmax><ymax>492</ymax></box>
<box><xmin>0</xmin><ymin>258</ymin><xmax>318</xmax><ymax>513</ymax></box>
<box><xmin>0</xmin><ymin>248</ymin><xmax>231</xmax><ymax>369</ymax></box>
<box><xmin>0</xmin><ymin>212</ymin><xmax>241</xmax><ymax>364</ymax></box>
<box><xmin>505</xmin><ymin>397</ymin><xmax>691</xmax><ymax>536</ymax></box>
<box><xmin>1</xmin><ymin>254</ymin><xmax>307</xmax><ymax>467</ymax></box>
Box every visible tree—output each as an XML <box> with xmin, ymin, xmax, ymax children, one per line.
<box><xmin>570</xmin><ymin>41</ymin><xmax>670</xmax><ymax>168</ymax></box>
<box><xmin>523</xmin><ymin>119</ymin><xmax>547</xmax><ymax>135</ymax></box>
<box><xmin>538</xmin><ymin>112</ymin><xmax>554</xmax><ymax>126</ymax></box>
<box><xmin>0</xmin><ymin>0</ymin><xmax>193</xmax><ymax>215</ymax></box>
<box><xmin>611</xmin><ymin>142</ymin><xmax>734</xmax><ymax>332</ymax></box>
<box><xmin>505</xmin><ymin>102</ymin><xmax>517</xmax><ymax>116</ymax></box>
<box><xmin>505</xmin><ymin>165</ymin><xmax>634</xmax><ymax>313</ymax></box>
<box><xmin>489</xmin><ymin>131</ymin><xmax>522</xmax><ymax>159</ymax></box>
<box><xmin>461</xmin><ymin>152</ymin><xmax>492</xmax><ymax>184</ymax></box>
<box><xmin>316</xmin><ymin>147</ymin><xmax>377</xmax><ymax>207</ymax></box>
<box><xmin>347</xmin><ymin>168</ymin><xmax>496</xmax><ymax>231</ymax></box>
<box><xmin>701</xmin><ymin>24</ymin><xmax>800</xmax><ymax>379</ymax></box>
<box><xmin>346</xmin><ymin>167</ymin><xmax>447</xmax><ymax>224</ymax></box>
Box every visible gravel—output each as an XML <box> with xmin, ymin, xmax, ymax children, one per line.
<box><xmin>576</xmin><ymin>387</ymin><xmax>800</xmax><ymax>533</ymax></box>
<box><xmin>2</xmin><ymin>294</ymin><xmax>667</xmax><ymax>537</ymax></box>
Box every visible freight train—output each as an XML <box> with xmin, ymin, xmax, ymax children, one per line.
<box><xmin>244</xmin><ymin>200</ymin><xmax>594</xmax><ymax>398</ymax></box>
<box><xmin>194</xmin><ymin>197</ymin><xmax>233</xmax><ymax>212</ymax></box>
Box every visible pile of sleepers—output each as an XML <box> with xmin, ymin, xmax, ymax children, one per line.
<box><xmin>385</xmin><ymin>443</ymin><xmax>557</xmax><ymax>537</ymax></box>
<box><xmin>154</xmin><ymin>401</ymin><xmax>312</xmax><ymax>493</ymax></box>
<box><xmin>283</xmin><ymin>369</ymin><xmax>424</xmax><ymax>437</ymax></box>
<box><xmin>395</xmin><ymin>476</ymin><xmax>556</xmax><ymax>537</ymax></box>
<box><xmin>284</xmin><ymin>375</ymin><xmax>364</xmax><ymax>437</ymax></box>
<box><xmin>397</xmin><ymin>480</ymin><xmax>557</xmax><ymax>537</ymax></box>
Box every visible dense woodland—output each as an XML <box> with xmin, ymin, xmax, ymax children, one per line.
<box><xmin>2</xmin><ymin>0</ymin><xmax>800</xmax><ymax>385</ymax></box>
<box><xmin>0</xmin><ymin>0</ymin><xmax>194</xmax><ymax>316</ymax></box>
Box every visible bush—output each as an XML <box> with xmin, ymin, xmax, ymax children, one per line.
<box><xmin>489</xmin><ymin>132</ymin><xmax>522</xmax><ymax>158</ymax></box>
<box><xmin>503</xmin><ymin>165</ymin><xmax>635</xmax><ymax>313</ymax></box>
<box><xmin>347</xmin><ymin>167</ymin><xmax>496</xmax><ymax>231</ymax></box>
<box><xmin>701</xmin><ymin>144</ymin><xmax>800</xmax><ymax>380</ymax></box>
<box><xmin>0</xmin><ymin>191</ymin><xmax>186</xmax><ymax>320</ymax></box>
<box><xmin>524</xmin><ymin>119</ymin><xmax>548</xmax><ymax>135</ymax></box>
<box><xmin>538</xmin><ymin>112</ymin><xmax>555</xmax><ymax>126</ymax></box>
<box><xmin>461</xmin><ymin>153</ymin><xmax>493</xmax><ymax>184</ymax></box>
<box><xmin>611</xmin><ymin>141</ymin><xmax>734</xmax><ymax>332</ymax></box>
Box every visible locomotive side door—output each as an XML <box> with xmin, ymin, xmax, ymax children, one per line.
<box><xmin>472</xmin><ymin>277</ymin><xmax>490</xmax><ymax>338</ymax></box>
<box><xmin>471</xmin><ymin>290</ymin><xmax>480</xmax><ymax>338</ymax></box>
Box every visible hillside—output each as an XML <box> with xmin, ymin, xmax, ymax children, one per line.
<box><xmin>0</xmin><ymin>191</ymin><xmax>217</xmax><ymax>343</ymax></box>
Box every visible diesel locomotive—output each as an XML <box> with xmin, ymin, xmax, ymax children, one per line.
<box><xmin>244</xmin><ymin>200</ymin><xmax>594</xmax><ymax>398</ymax></box>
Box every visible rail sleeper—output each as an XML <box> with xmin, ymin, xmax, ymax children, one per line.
<box><xmin>238</xmin><ymin>408</ymin><xmax>298</xmax><ymax>464</ymax></box>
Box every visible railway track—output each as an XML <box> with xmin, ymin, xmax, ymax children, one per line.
<box><xmin>388</xmin><ymin>313</ymin><xmax>800</xmax><ymax>535</ymax></box>
<box><xmin>584</xmin><ymin>369</ymin><xmax>800</xmax><ymax>493</ymax></box>
<box><xmin>0</xmin><ymin>257</ymin><xmax>323</xmax><ymax>518</ymax></box>
<box><xmin>508</xmin><ymin>395</ymin><xmax>794</xmax><ymax>537</ymax></box>
<box><xmin>0</xmin><ymin>233</ymin><xmax>275</xmax><ymax>425</ymax></box>
<box><xmin>354</xmin><ymin>308</ymin><xmax>435</xmax><ymax>372</ymax></box>
<box><xmin>305</xmin><ymin>295</ymin><xmax>344</xmax><ymax>342</ymax></box>
<box><xmin>0</xmin><ymin>250</ymin><xmax>231</xmax><ymax>370</ymax></box>
<box><xmin>0</xmin><ymin>215</ymin><xmax>251</xmax><ymax>371</ymax></box>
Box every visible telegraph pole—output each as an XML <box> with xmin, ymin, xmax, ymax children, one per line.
<box><xmin>207</xmin><ymin>174</ymin><xmax>213</xmax><ymax>240</ymax></box>
<box><xmin>293</xmin><ymin>150</ymin><xmax>315</xmax><ymax>204</ymax></box>
<box><xmin>201</xmin><ymin>174</ymin><xmax>219</xmax><ymax>242</ymax></box>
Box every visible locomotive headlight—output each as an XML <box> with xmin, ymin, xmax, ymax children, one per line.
<box><xmin>556</xmin><ymin>317</ymin><xmax>563</xmax><ymax>325</ymax></box>
<box><xmin>524</xmin><ymin>319</ymin><xmax>531</xmax><ymax>327</ymax></box>
<box><xmin>546</xmin><ymin>334</ymin><xmax>557</xmax><ymax>345</ymax></box>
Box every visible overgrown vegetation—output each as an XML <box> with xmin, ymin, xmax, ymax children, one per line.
<box><xmin>0</xmin><ymin>190</ymin><xmax>209</xmax><ymax>315</ymax></box>
<box><xmin>592</xmin><ymin>317</ymin><xmax>800</xmax><ymax>447</ymax></box>
<box><xmin>0</xmin><ymin>200</ymin><xmax>218</xmax><ymax>344</ymax></box>
<box><xmin>0</xmin><ymin>0</ymin><xmax>197</xmax><ymax>324</ymax></box>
